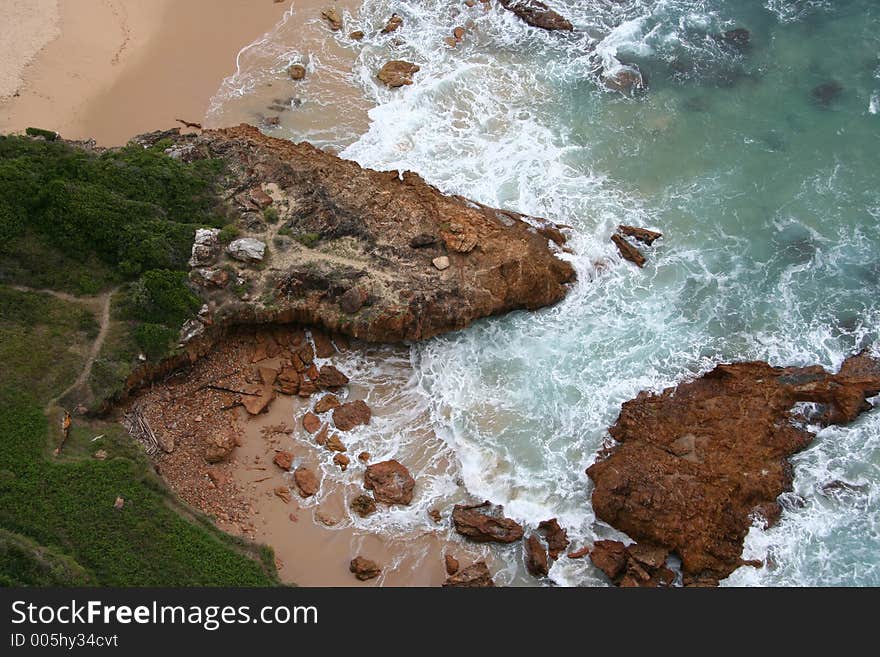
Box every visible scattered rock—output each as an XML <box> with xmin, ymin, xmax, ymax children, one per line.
<box><xmin>444</xmin><ymin>36</ymin><xmax>457</xmax><ymax>48</ymax></box>
<box><xmin>321</xmin><ymin>7</ymin><xmax>342</xmax><ymax>31</ymax></box>
<box><xmin>206</xmin><ymin>468</ymin><xmax>227</xmax><ymax>487</ymax></box>
<box><xmin>289</xmin><ymin>64</ymin><xmax>306</xmax><ymax>80</ymax></box>
<box><xmin>333</xmin><ymin>453</ymin><xmax>350</xmax><ymax>471</ymax></box>
<box><xmin>538</xmin><ymin>518</ymin><xmax>569</xmax><ymax>560</ymax></box>
<box><xmin>314</xmin><ymin>424</ymin><xmax>329</xmax><ymax>446</ymax></box>
<box><xmin>445</xmin><ymin>554</ymin><xmax>460</xmax><ymax>575</ymax></box>
<box><xmin>611</xmin><ymin>233</ymin><xmax>646</xmax><ymax>267</ymax></box>
<box><xmin>333</xmin><ymin>400</ymin><xmax>372</xmax><ymax>431</ymax></box>
<box><xmin>349</xmin><ymin>30</ymin><xmax>364</xmax><ymax>40</ymax></box>
<box><xmin>364</xmin><ymin>460</ymin><xmax>415</xmax><ymax>505</ymax></box>
<box><xmin>312</xmin><ymin>331</ymin><xmax>336</xmax><ymax>358</ymax></box>
<box><xmin>498</xmin><ymin>0</ymin><xmax>573</xmax><ymax>31</ymax></box>
<box><xmin>93</xmin><ymin>449</ymin><xmax>108</xmax><ymax>460</ymax></box>
<box><xmin>315</xmin><ymin>394</ymin><xmax>341</xmax><ymax>414</ymax></box>
<box><xmin>433</xmin><ymin>256</ymin><xmax>450</xmax><ymax>271</ymax></box>
<box><xmin>315</xmin><ymin>509</ymin><xmax>339</xmax><ymax>526</ymax></box>
<box><xmin>590</xmin><ymin>540</ymin><xmax>675</xmax><ymax>588</ymax></box>
<box><xmin>273</xmin><ymin>451</ymin><xmax>293</xmax><ymax>470</ymax></box>
<box><xmin>453</xmin><ymin>26</ymin><xmax>466</xmax><ymax>41</ymax></box>
<box><xmin>302</xmin><ymin>412</ymin><xmax>321</xmax><ymax>433</ymax></box>
<box><xmin>617</xmin><ymin>225</ymin><xmax>662</xmax><ymax>246</ymax></box>
<box><xmin>567</xmin><ymin>545</ymin><xmax>590</xmax><ymax>560</ymax></box>
<box><xmin>316</xmin><ymin>365</ymin><xmax>349</xmax><ymax>389</ymax></box>
<box><xmin>442</xmin><ymin>561</ymin><xmax>495</xmax><ymax>587</ymax></box>
<box><xmin>190</xmin><ymin>267</ymin><xmax>230</xmax><ymax>288</ymax></box>
<box><xmin>350</xmin><ymin>556</ymin><xmax>381</xmax><ymax>581</ymax></box>
<box><xmin>452</xmin><ymin>501</ymin><xmax>524</xmax><ymax>543</ymax></box>
<box><xmin>113</xmin><ymin>496</ymin><xmax>125</xmax><ymax>510</ymax></box>
<box><xmin>351</xmin><ymin>494</ymin><xmax>377</xmax><ymax>517</ymax></box>
<box><xmin>358</xmin><ymin>451</ymin><xmax>371</xmax><ymax>462</ymax></box>
<box><xmin>274</xmin><ymin>486</ymin><xmax>292</xmax><ymax>503</ymax></box>
<box><xmin>324</xmin><ymin>433</ymin><xmax>346</xmax><ymax>452</ymax></box>
<box><xmin>294</xmin><ymin>466</ymin><xmax>319</xmax><ymax>497</ymax></box>
<box><xmin>428</xmin><ymin>508</ymin><xmax>442</xmax><ymax>523</ymax></box>
<box><xmin>525</xmin><ymin>534</ymin><xmax>549</xmax><ymax>577</ymax></box>
<box><xmin>226</xmin><ymin>238</ymin><xmax>267</xmax><ymax>263</ymax></box>
<box><xmin>204</xmin><ymin>433</ymin><xmax>237</xmax><ymax>463</ymax></box>
<box><xmin>381</xmin><ymin>13</ymin><xmax>403</xmax><ymax>34</ymax></box>
<box><xmin>377</xmin><ymin>60</ymin><xmax>420</xmax><ymax>88</ymax></box>
<box><xmin>587</xmin><ymin>351</ymin><xmax>880</xmax><ymax>586</ymax></box>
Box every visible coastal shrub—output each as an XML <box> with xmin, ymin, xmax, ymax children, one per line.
<box><xmin>126</xmin><ymin>269</ymin><xmax>201</xmax><ymax>327</ymax></box>
<box><xmin>134</xmin><ymin>323</ymin><xmax>177</xmax><ymax>361</ymax></box>
<box><xmin>264</xmin><ymin>207</ymin><xmax>280</xmax><ymax>224</ymax></box>
<box><xmin>296</xmin><ymin>232</ymin><xmax>321</xmax><ymax>248</ymax></box>
<box><xmin>25</xmin><ymin>127</ymin><xmax>58</xmax><ymax>141</ymax></box>
<box><xmin>218</xmin><ymin>223</ymin><xmax>240</xmax><ymax>243</ymax></box>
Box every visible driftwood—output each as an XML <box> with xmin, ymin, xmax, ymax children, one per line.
<box><xmin>176</xmin><ymin>118</ymin><xmax>203</xmax><ymax>129</ymax></box>
<box><xmin>53</xmin><ymin>411</ymin><xmax>73</xmax><ymax>456</ymax></box>
<box><xmin>121</xmin><ymin>407</ymin><xmax>161</xmax><ymax>455</ymax></box>
<box><xmin>198</xmin><ymin>384</ymin><xmax>260</xmax><ymax>396</ymax></box>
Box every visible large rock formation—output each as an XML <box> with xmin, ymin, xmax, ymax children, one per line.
<box><xmin>159</xmin><ymin>125</ymin><xmax>573</xmax><ymax>344</ymax></box>
<box><xmin>499</xmin><ymin>0</ymin><xmax>573</xmax><ymax>31</ymax></box>
<box><xmin>587</xmin><ymin>351</ymin><xmax>880</xmax><ymax>586</ymax></box>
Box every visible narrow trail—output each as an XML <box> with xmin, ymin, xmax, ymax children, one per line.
<box><xmin>8</xmin><ymin>284</ymin><xmax>118</xmax><ymax>410</ymax></box>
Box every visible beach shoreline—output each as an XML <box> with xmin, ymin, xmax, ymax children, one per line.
<box><xmin>0</xmin><ymin>0</ymin><xmax>305</xmax><ymax>145</ymax></box>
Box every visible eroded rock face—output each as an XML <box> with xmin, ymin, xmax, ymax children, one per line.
<box><xmin>170</xmin><ymin>125</ymin><xmax>573</xmax><ymax>344</ymax></box>
<box><xmin>442</xmin><ymin>561</ymin><xmax>495</xmax><ymax>587</ymax></box>
<box><xmin>499</xmin><ymin>0</ymin><xmax>573</xmax><ymax>31</ymax></box>
<box><xmin>364</xmin><ymin>460</ymin><xmax>414</xmax><ymax>505</ymax></box>
<box><xmin>452</xmin><ymin>501</ymin><xmax>524</xmax><ymax>543</ymax></box>
<box><xmin>587</xmin><ymin>351</ymin><xmax>880</xmax><ymax>586</ymax></box>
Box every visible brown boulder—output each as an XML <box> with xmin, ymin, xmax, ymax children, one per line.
<box><xmin>525</xmin><ymin>534</ymin><xmax>549</xmax><ymax>577</ymax></box>
<box><xmin>381</xmin><ymin>13</ymin><xmax>403</xmax><ymax>34</ymax></box>
<box><xmin>611</xmin><ymin>233</ymin><xmax>646</xmax><ymax>267</ymax></box>
<box><xmin>321</xmin><ymin>7</ymin><xmax>342</xmax><ymax>31</ymax></box>
<box><xmin>289</xmin><ymin>64</ymin><xmax>306</xmax><ymax>80</ymax></box>
<box><xmin>294</xmin><ymin>466</ymin><xmax>319</xmax><ymax>497</ymax></box>
<box><xmin>315</xmin><ymin>394</ymin><xmax>341</xmax><ymax>414</ymax></box>
<box><xmin>587</xmin><ymin>351</ymin><xmax>880</xmax><ymax>586</ymax></box>
<box><xmin>350</xmin><ymin>556</ymin><xmax>381</xmax><ymax>581</ymax></box>
<box><xmin>302</xmin><ymin>412</ymin><xmax>321</xmax><ymax>433</ymax></box>
<box><xmin>333</xmin><ymin>453</ymin><xmax>350</xmax><ymax>471</ymax></box>
<box><xmin>333</xmin><ymin>400</ymin><xmax>371</xmax><ymax>431</ymax></box>
<box><xmin>273</xmin><ymin>451</ymin><xmax>293</xmax><ymax>470</ymax></box>
<box><xmin>324</xmin><ymin>433</ymin><xmax>346</xmax><ymax>452</ymax></box>
<box><xmin>603</xmin><ymin>65</ymin><xmax>647</xmax><ymax>96</ymax></box>
<box><xmin>312</xmin><ymin>331</ymin><xmax>335</xmax><ymax>358</ymax></box>
<box><xmin>589</xmin><ymin>540</ymin><xmax>628</xmax><ymax>581</ymax></box>
<box><xmin>204</xmin><ymin>433</ymin><xmax>236</xmax><ymax>463</ymax></box>
<box><xmin>339</xmin><ymin>286</ymin><xmax>367</xmax><ymax>314</ymax></box>
<box><xmin>358</xmin><ymin>451</ymin><xmax>371</xmax><ymax>463</ymax></box>
<box><xmin>378</xmin><ymin>60</ymin><xmax>420</xmax><ymax>88</ymax></box>
<box><xmin>498</xmin><ymin>0</ymin><xmax>573</xmax><ymax>31</ymax></box>
<box><xmin>316</xmin><ymin>365</ymin><xmax>350</xmax><ymax>389</ymax></box>
<box><xmin>350</xmin><ymin>494</ymin><xmax>377</xmax><ymax>517</ymax></box>
<box><xmin>538</xmin><ymin>518</ymin><xmax>569</xmax><ymax>560</ymax></box>
<box><xmin>452</xmin><ymin>501</ymin><xmax>524</xmax><ymax>543</ymax></box>
<box><xmin>275</xmin><ymin>486</ymin><xmax>292</xmax><ymax>504</ymax></box>
<box><xmin>242</xmin><ymin>384</ymin><xmax>275</xmax><ymax>415</ymax></box>
<box><xmin>445</xmin><ymin>554</ymin><xmax>460</xmax><ymax>575</ymax></box>
<box><xmin>618</xmin><ymin>225</ymin><xmax>662</xmax><ymax>246</ymax></box>
<box><xmin>364</xmin><ymin>460</ymin><xmax>415</xmax><ymax>505</ymax></box>
<box><xmin>442</xmin><ymin>561</ymin><xmax>495</xmax><ymax>587</ymax></box>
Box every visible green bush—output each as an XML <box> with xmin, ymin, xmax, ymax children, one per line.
<box><xmin>218</xmin><ymin>223</ymin><xmax>240</xmax><ymax>243</ymax></box>
<box><xmin>263</xmin><ymin>207</ymin><xmax>280</xmax><ymax>224</ymax></box>
<box><xmin>25</xmin><ymin>127</ymin><xmax>58</xmax><ymax>141</ymax></box>
<box><xmin>134</xmin><ymin>323</ymin><xmax>177</xmax><ymax>361</ymax></box>
<box><xmin>126</xmin><ymin>269</ymin><xmax>201</xmax><ymax>327</ymax></box>
<box><xmin>296</xmin><ymin>232</ymin><xmax>321</xmax><ymax>248</ymax></box>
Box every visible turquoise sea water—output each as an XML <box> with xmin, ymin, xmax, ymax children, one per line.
<box><xmin>215</xmin><ymin>0</ymin><xmax>880</xmax><ymax>585</ymax></box>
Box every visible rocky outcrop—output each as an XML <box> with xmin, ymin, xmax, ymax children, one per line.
<box><xmin>333</xmin><ymin>400</ymin><xmax>371</xmax><ymax>431</ymax></box>
<box><xmin>166</xmin><ymin>125</ymin><xmax>573</xmax><ymax>344</ymax></box>
<box><xmin>537</xmin><ymin>518</ymin><xmax>569</xmax><ymax>560</ymax></box>
<box><xmin>452</xmin><ymin>501</ymin><xmax>524</xmax><ymax>543</ymax></box>
<box><xmin>364</xmin><ymin>460</ymin><xmax>415</xmax><ymax>505</ymax></box>
<box><xmin>442</xmin><ymin>561</ymin><xmax>495</xmax><ymax>587</ymax></box>
<box><xmin>499</xmin><ymin>0</ymin><xmax>573</xmax><ymax>31</ymax></box>
<box><xmin>587</xmin><ymin>351</ymin><xmax>880</xmax><ymax>586</ymax></box>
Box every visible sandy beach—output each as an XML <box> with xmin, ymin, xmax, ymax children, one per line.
<box><xmin>0</xmin><ymin>0</ymin><xmax>323</xmax><ymax>145</ymax></box>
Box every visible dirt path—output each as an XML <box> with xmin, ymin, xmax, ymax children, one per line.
<box><xmin>9</xmin><ymin>284</ymin><xmax>117</xmax><ymax>409</ymax></box>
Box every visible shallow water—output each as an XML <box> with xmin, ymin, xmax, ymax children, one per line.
<box><xmin>211</xmin><ymin>0</ymin><xmax>880</xmax><ymax>586</ymax></box>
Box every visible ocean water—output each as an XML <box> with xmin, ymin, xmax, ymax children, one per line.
<box><xmin>211</xmin><ymin>0</ymin><xmax>880</xmax><ymax>586</ymax></box>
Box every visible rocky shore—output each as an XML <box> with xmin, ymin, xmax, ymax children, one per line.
<box><xmin>587</xmin><ymin>351</ymin><xmax>880</xmax><ymax>586</ymax></box>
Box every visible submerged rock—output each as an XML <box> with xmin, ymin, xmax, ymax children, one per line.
<box><xmin>381</xmin><ymin>13</ymin><xmax>403</xmax><ymax>34</ymax></box>
<box><xmin>452</xmin><ymin>501</ymin><xmax>524</xmax><ymax>543</ymax></box>
<box><xmin>720</xmin><ymin>28</ymin><xmax>751</xmax><ymax>50</ymax></box>
<box><xmin>587</xmin><ymin>351</ymin><xmax>880</xmax><ymax>586</ymax></box>
<box><xmin>377</xmin><ymin>60</ymin><xmax>420</xmax><ymax>87</ymax></box>
<box><xmin>590</xmin><ymin>540</ymin><xmax>675</xmax><ymax>588</ymax></box>
<box><xmin>498</xmin><ymin>0</ymin><xmax>573</xmax><ymax>31</ymax></box>
<box><xmin>602</xmin><ymin>65</ymin><xmax>647</xmax><ymax>96</ymax></box>
<box><xmin>288</xmin><ymin>64</ymin><xmax>306</xmax><ymax>80</ymax></box>
<box><xmin>812</xmin><ymin>80</ymin><xmax>843</xmax><ymax>107</ymax></box>
<box><xmin>350</xmin><ymin>494</ymin><xmax>377</xmax><ymax>517</ymax></box>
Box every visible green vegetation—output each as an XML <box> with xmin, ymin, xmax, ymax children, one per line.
<box><xmin>218</xmin><ymin>223</ymin><xmax>240</xmax><ymax>244</ymax></box>
<box><xmin>0</xmin><ymin>137</ymin><xmax>279</xmax><ymax>586</ymax></box>
<box><xmin>24</xmin><ymin>127</ymin><xmax>58</xmax><ymax>141</ymax></box>
<box><xmin>277</xmin><ymin>227</ymin><xmax>321</xmax><ymax>248</ymax></box>
<box><xmin>0</xmin><ymin>284</ymin><xmax>278</xmax><ymax>587</ymax></box>
<box><xmin>263</xmin><ymin>207</ymin><xmax>280</xmax><ymax>224</ymax></box>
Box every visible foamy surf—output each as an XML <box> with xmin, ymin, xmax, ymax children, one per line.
<box><xmin>209</xmin><ymin>0</ymin><xmax>880</xmax><ymax>586</ymax></box>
